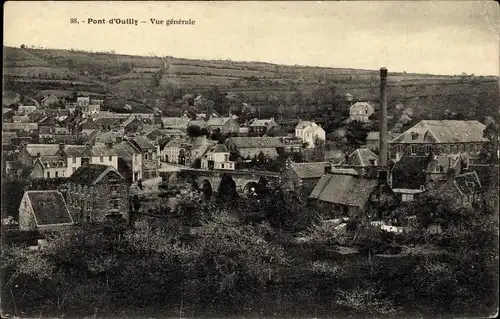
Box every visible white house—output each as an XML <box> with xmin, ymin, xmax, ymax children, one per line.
<box><xmin>201</xmin><ymin>144</ymin><xmax>235</xmax><ymax>170</ymax></box>
<box><xmin>295</xmin><ymin>121</ymin><xmax>326</xmax><ymax>148</ymax></box>
<box><xmin>349</xmin><ymin>102</ymin><xmax>375</xmax><ymax>123</ymax></box>
<box><xmin>89</xmin><ymin>145</ymin><xmax>119</xmax><ymax>170</ymax></box>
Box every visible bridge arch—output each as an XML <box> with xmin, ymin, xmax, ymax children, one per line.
<box><xmin>201</xmin><ymin>179</ymin><xmax>213</xmax><ymax>199</ymax></box>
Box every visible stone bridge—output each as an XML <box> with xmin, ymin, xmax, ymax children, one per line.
<box><xmin>175</xmin><ymin>168</ymin><xmax>282</xmax><ymax>196</ymax></box>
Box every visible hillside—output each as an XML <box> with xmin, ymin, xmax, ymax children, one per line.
<box><xmin>3</xmin><ymin>46</ymin><xmax>499</xmax><ymax>118</ymax></box>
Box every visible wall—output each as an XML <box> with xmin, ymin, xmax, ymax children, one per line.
<box><xmin>18</xmin><ymin>194</ymin><xmax>35</xmax><ymax>231</ymax></box>
<box><xmin>389</xmin><ymin>142</ymin><xmax>485</xmax><ymax>160</ymax></box>
<box><xmin>67</xmin><ymin>156</ymin><xmax>85</xmax><ymax>176</ymax></box>
<box><xmin>90</xmin><ymin>156</ymin><xmax>118</xmax><ymax>170</ymax></box>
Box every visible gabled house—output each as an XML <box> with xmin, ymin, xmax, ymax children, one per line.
<box><xmin>349</xmin><ymin>102</ymin><xmax>374</xmax><ymax>123</ymax></box>
<box><xmin>207</xmin><ymin>117</ymin><xmax>240</xmax><ymax>135</ymax></box>
<box><xmin>120</xmin><ymin>115</ymin><xmax>144</xmax><ymax>134</ymax></box>
<box><xmin>309</xmin><ymin>171</ymin><xmax>397</xmax><ymax>219</ymax></box>
<box><xmin>249</xmin><ymin>118</ymin><xmax>278</xmax><ymax>136</ymax></box>
<box><xmin>201</xmin><ymin>144</ymin><xmax>235</xmax><ymax>170</ymax></box>
<box><xmin>130</xmin><ymin>136</ymin><xmax>159</xmax><ymax>179</ymax></box>
<box><xmin>295</xmin><ymin>121</ymin><xmax>326</xmax><ymax>148</ymax></box>
<box><xmin>161</xmin><ymin>137</ymin><xmax>188</xmax><ymax>164</ymax></box>
<box><xmin>61</xmin><ymin>145</ymin><xmax>92</xmax><ymax>176</ymax></box>
<box><xmin>18</xmin><ymin>190</ymin><xmax>74</xmax><ymax>231</ymax></box>
<box><xmin>338</xmin><ymin>148</ymin><xmax>379</xmax><ymax>176</ymax></box>
<box><xmin>76</xmin><ymin>97</ymin><xmax>90</xmax><ymax>107</ymax></box>
<box><xmin>66</xmin><ymin>164</ymin><xmax>129</xmax><ymax>223</ymax></box>
<box><xmin>226</xmin><ymin>136</ymin><xmax>284</xmax><ymax>160</ymax></box>
<box><xmin>20</xmin><ymin>144</ymin><xmax>61</xmax><ymax>168</ymax></box>
<box><xmin>31</xmin><ymin>155</ymin><xmax>68</xmax><ymax>179</ymax></box>
<box><xmin>113</xmin><ymin>140</ymin><xmax>143</xmax><ymax>183</ymax></box>
<box><xmin>41</xmin><ymin>94</ymin><xmax>60</xmax><ymax>107</ymax></box>
<box><xmin>89</xmin><ymin>144</ymin><xmax>119</xmax><ymax>170</ymax></box>
<box><xmin>389</xmin><ymin>120</ymin><xmax>488</xmax><ymax>160</ymax></box>
<box><xmin>431</xmin><ymin>171</ymin><xmax>485</xmax><ymax>209</ymax></box>
<box><xmin>286</xmin><ymin>162</ymin><xmax>331</xmax><ymax>197</ymax></box>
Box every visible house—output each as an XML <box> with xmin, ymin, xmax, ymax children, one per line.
<box><xmin>201</xmin><ymin>144</ymin><xmax>235</xmax><ymax>170</ymax></box>
<box><xmin>188</xmin><ymin>120</ymin><xmax>208</xmax><ymax>129</ymax></box>
<box><xmin>80</xmin><ymin>119</ymin><xmax>99</xmax><ymax>135</ymax></box>
<box><xmin>207</xmin><ymin>117</ymin><xmax>240</xmax><ymax>135</ymax></box>
<box><xmin>93</xmin><ymin>117</ymin><xmax>123</xmax><ymax>131</ymax></box>
<box><xmin>309</xmin><ymin>171</ymin><xmax>397</xmax><ymax>219</ymax></box>
<box><xmin>61</xmin><ymin>145</ymin><xmax>92</xmax><ymax>176</ymax></box>
<box><xmin>226</xmin><ymin>136</ymin><xmax>284</xmax><ymax>160</ymax></box>
<box><xmin>159</xmin><ymin>128</ymin><xmax>187</xmax><ymax>139</ymax></box>
<box><xmin>130</xmin><ymin>136</ymin><xmax>159</xmax><ymax>179</ymax></box>
<box><xmin>120</xmin><ymin>115</ymin><xmax>144</xmax><ymax>134</ymax></box>
<box><xmin>468</xmin><ymin>164</ymin><xmax>499</xmax><ymax>189</ymax></box>
<box><xmin>31</xmin><ymin>155</ymin><xmax>68</xmax><ymax>179</ymax></box>
<box><xmin>161</xmin><ymin>137</ymin><xmax>188</xmax><ymax>164</ymax></box>
<box><xmin>112</xmin><ymin>140</ymin><xmax>143</xmax><ymax>183</ymax></box>
<box><xmin>77</xmin><ymin>97</ymin><xmax>90</xmax><ymax>107</ymax></box>
<box><xmin>18</xmin><ymin>105</ymin><xmax>37</xmax><ymax>114</ymax></box>
<box><xmin>389</xmin><ymin>120</ymin><xmax>488</xmax><ymax>160</ymax></box>
<box><xmin>141</xmin><ymin>126</ymin><xmax>163</xmax><ymax>143</ymax></box>
<box><xmin>161</xmin><ymin>116</ymin><xmax>191</xmax><ymax>130</ymax></box>
<box><xmin>41</xmin><ymin>94</ymin><xmax>60</xmax><ymax>107</ymax></box>
<box><xmin>18</xmin><ymin>190</ymin><xmax>74</xmax><ymax>231</ymax></box>
<box><xmin>93</xmin><ymin>130</ymin><xmax>124</xmax><ymax>145</ymax></box>
<box><xmin>84</xmin><ymin>104</ymin><xmax>101</xmax><ymax>116</ymax></box>
<box><xmin>66</xmin><ymin>164</ymin><xmax>129</xmax><ymax>223</ymax></box>
<box><xmin>349</xmin><ymin>102</ymin><xmax>375</xmax><ymax>123</ymax></box>
<box><xmin>249</xmin><ymin>118</ymin><xmax>278</xmax><ymax>136</ymax></box>
<box><xmin>89</xmin><ymin>144</ymin><xmax>119</xmax><ymax>170</ymax></box>
<box><xmin>20</xmin><ymin>144</ymin><xmax>61</xmax><ymax>168</ymax></box>
<box><xmin>431</xmin><ymin>171</ymin><xmax>485</xmax><ymax>209</ymax></box>
<box><xmin>3</xmin><ymin>122</ymin><xmax>38</xmax><ymax>133</ymax></box>
<box><xmin>3</xmin><ymin>107</ymin><xmax>14</xmax><ymax>120</ymax></box>
<box><xmin>295</xmin><ymin>121</ymin><xmax>326</xmax><ymax>148</ymax></box>
<box><xmin>12</xmin><ymin>115</ymin><xmax>30</xmax><ymax>123</ymax></box>
<box><xmin>338</xmin><ymin>148</ymin><xmax>379</xmax><ymax>176</ymax></box>
<box><xmin>286</xmin><ymin>162</ymin><xmax>331</xmax><ymax>197</ymax></box>
<box><xmin>188</xmin><ymin>136</ymin><xmax>217</xmax><ymax>167</ymax></box>
<box><xmin>90</xmin><ymin>98</ymin><xmax>104</xmax><ymax>106</ymax></box>
<box><xmin>425</xmin><ymin>154</ymin><xmax>464</xmax><ymax>188</ymax></box>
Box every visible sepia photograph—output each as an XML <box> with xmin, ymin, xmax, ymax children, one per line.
<box><xmin>1</xmin><ymin>1</ymin><xmax>499</xmax><ymax>318</ymax></box>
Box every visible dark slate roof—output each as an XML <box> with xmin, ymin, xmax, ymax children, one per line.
<box><xmin>265</xmin><ymin>126</ymin><xmax>289</xmax><ymax>137</ymax></box>
<box><xmin>52</xmin><ymin>135</ymin><xmax>78</xmax><ymax>144</ymax></box>
<box><xmin>211</xmin><ymin>144</ymin><xmax>229</xmax><ymax>153</ymax></box>
<box><xmin>453</xmin><ymin>171</ymin><xmax>483</xmax><ymax>196</ymax></box>
<box><xmin>26</xmin><ymin>191</ymin><xmax>73</xmax><ymax>226</ymax></box>
<box><xmin>70</xmin><ymin>164</ymin><xmax>122</xmax><ymax>185</ymax></box>
<box><xmin>310</xmin><ymin>174</ymin><xmax>378</xmax><ymax>208</ymax></box>
<box><xmin>25</xmin><ymin>144</ymin><xmax>60</xmax><ymax>156</ymax></box>
<box><xmin>91</xmin><ymin>145</ymin><xmax>119</xmax><ymax>156</ymax></box>
<box><xmin>63</xmin><ymin>145</ymin><xmax>92</xmax><ymax>157</ymax></box>
<box><xmin>291</xmin><ymin>162</ymin><xmax>330</xmax><ymax>179</ymax></box>
<box><xmin>132</xmin><ymin>136</ymin><xmax>157</xmax><ymax>150</ymax></box>
<box><xmin>391</xmin><ymin>156</ymin><xmax>431</xmax><ymax>189</ymax></box>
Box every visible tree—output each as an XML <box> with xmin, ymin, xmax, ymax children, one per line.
<box><xmin>217</xmin><ymin>173</ymin><xmax>238</xmax><ymax>204</ymax></box>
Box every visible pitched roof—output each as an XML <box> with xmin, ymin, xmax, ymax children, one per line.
<box><xmin>207</xmin><ymin>117</ymin><xmax>233</xmax><ymax>127</ymax></box>
<box><xmin>94</xmin><ymin>130</ymin><xmax>124</xmax><ymax>144</ymax></box>
<box><xmin>239</xmin><ymin>148</ymin><xmax>279</xmax><ymax>159</ymax></box>
<box><xmin>250</xmin><ymin>118</ymin><xmax>277</xmax><ymax>127</ymax></box>
<box><xmin>310</xmin><ymin>174</ymin><xmax>378</xmax><ymax>208</ymax></box>
<box><xmin>426</xmin><ymin>154</ymin><xmax>461</xmax><ymax>173</ymax></box>
<box><xmin>210</xmin><ymin>144</ymin><xmax>229</xmax><ymax>153</ymax></box>
<box><xmin>296</xmin><ymin>121</ymin><xmax>314</xmax><ymax>129</ymax></box>
<box><xmin>188</xmin><ymin>120</ymin><xmax>207</xmax><ymax>128</ymax></box>
<box><xmin>324</xmin><ymin>149</ymin><xmax>345</xmax><ymax>162</ymax></box>
<box><xmin>36</xmin><ymin>156</ymin><xmax>68</xmax><ymax>168</ymax></box>
<box><xmin>132</xmin><ymin>135</ymin><xmax>157</xmax><ymax>150</ymax></box>
<box><xmin>391</xmin><ymin>120</ymin><xmax>488</xmax><ymax>144</ymax></box>
<box><xmin>113</xmin><ymin>141</ymin><xmax>141</xmax><ymax>161</ymax></box>
<box><xmin>342</xmin><ymin>148</ymin><xmax>379</xmax><ymax>166</ymax></box>
<box><xmin>90</xmin><ymin>145</ymin><xmax>119</xmax><ymax>156</ymax></box>
<box><xmin>24</xmin><ymin>144</ymin><xmax>61</xmax><ymax>157</ymax></box>
<box><xmin>3</xmin><ymin>122</ymin><xmax>38</xmax><ymax>131</ymax></box>
<box><xmin>24</xmin><ymin>191</ymin><xmax>73</xmax><ymax>226</ymax></box>
<box><xmin>227</xmin><ymin>136</ymin><xmax>284</xmax><ymax>149</ymax></box>
<box><xmin>265</xmin><ymin>126</ymin><xmax>288</xmax><ymax>137</ymax></box>
<box><xmin>52</xmin><ymin>135</ymin><xmax>78</xmax><ymax>144</ymax></box>
<box><xmin>70</xmin><ymin>164</ymin><xmax>123</xmax><ymax>185</ymax></box>
<box><xmin>350</xmin><ymin>102</ymin><xmax>374</xmax><ymax>111</ymax></box>
<box><xmin>290</xmin><ymin>162</ymin><xmax>330</xmax><ymax>179</ymax></box>
<box><xmin>161</xmin><ymin>117</ymin><xmax>191</xmax><ymax>128</ymax></box>
<box><xmin>63</xmin><ymin>145</ymin><xmax>92</xmax><ymax>157</ymax></box>
<box><xmin>453</xmin><ymin>171</ymin><xmax>483</xmax><ymax>196</ymax></box>
<box><xmin>2</xmin><ymin>107</ymin><xmax>12</xmax><ymax>114</ymax></box>
<box><xmin>366</xmin><ymin>131</ymin><xmax>379</xmax><ymax>141</ymax></box>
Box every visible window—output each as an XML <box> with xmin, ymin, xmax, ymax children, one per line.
<box><xmin>109</xmin><ymin>156</ymin><xmax>112</xmax><ymax>161</ymax></box>
<box><xmin>55</xmin><ymin>171</ymin><xmax>59</xmax><ymax>178</ymax></box>
<box><xmin>221</xmin><ymin>163</ymin><xmax>225</xmax><ymax>169</ymax></box>
<box><xmin>135</xmin><ymin>155</ymin><xmax>138</xmax><ymax>161</ymax></box>
<box><xmin>73</xmin><ymin>157</ymin><xmax>76</xmax><ymax>164</ymax></box>
<box><xmin>224</xmin><ymin>154</ymin><xmax>229</xmax><ymax>161</ymax></box>
<box><xmin>144</xmin><ymin>153</ymin><xmax>148</xmax><ymax>160</ymax></box>
<box><xmin>425</xmin><ymin>145</ymin><xmax>432</xmax><ymax>154</ymax></box>
<box><xmin>436</xmin><ymin>165</ymin><xmax>444</xmax><ymax>173</ymax></box>
<box><xmin>411</xmin><ymin>132</ymin><xmax>418</xmax><ymax>140</ymax></box>
<box><xmin>47</xmin><ymin>171</ymin><xmax>50</xmax><ymax>178</ymax></box>
<box><xmin>419</xmin><ymin>185</ymin><xmax>425</xmax><ymax>191</ymax></box>
<box><xmin>62</xmin><ymin>171</ymin><xmax>65</xmax><ymax>177</ymax></box>
<box><xmin>397</xmin><ymin>145</ymin><xmax>403</xmax><ymax>153</ymax></box>
<box><xmin>410</xmin><ymin>145</ymin><xmax>417</xmax><ymax>154</ymax></box>
<box><xmin>100</xmin><ymin>157</ymin><xmax>103</xmax><ymax>162</ymax></box>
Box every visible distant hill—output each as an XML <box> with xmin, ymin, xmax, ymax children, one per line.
<box><xmin>3</xmin><ymin>46</ymin><xmax>499</xmax><ymax>118</ymax></box>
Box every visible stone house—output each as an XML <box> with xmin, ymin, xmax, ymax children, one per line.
<box><xmin>130</xmin><ymin>136</ymin><xmax>159</xmax><ymax>179</ymax></box>
<box><xmin>285</xmin><ymin>162</ymin><xmax>331</xmax><ymax>198</ymax></box>
<box><xmin>113</xmin><ymin>140</ymin><xmax>143</xmax><ymax>183</ymax></box>
<box><xmin>66</xmin><ymin>164</ymin><xmax>129</xmax><ymax>223</ymax></box>
<box><xmin>18</xmin><ymin>190</ymin><xmax>74</xmax><ymax>231</ymax></box>
<box><xmin>19</xmin><ymin>144</ymin><xmax>61</xmax><ymax>168</ymax></box>
<box><xmin>349</xmin><ymin>102</ymin><xmax>375</xmax><ymax>123</ymax></box>
<box><xmin>207</xmin><ymin>117</ymin><xmax>240</xmax><ymax>135</ymax></box>
<box><xmin>389</xmin><ymin>120</ymin><xmax>488</xmax><ymax>160</ymax></box>
<box><xmin>249</xmin><ymin>118</ymin><xmax>278</xmax><ymax>136</ymax></box>
<box><xmin>201</xmin><ymin>144</ymin><xmax>235</xmax><ymax>170</ymax></box>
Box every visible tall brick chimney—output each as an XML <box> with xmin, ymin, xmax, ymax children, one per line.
<box><xmin>378</xmin><ymin>67</ymin><xmax>389</xmax><ymax>183</ymax></box>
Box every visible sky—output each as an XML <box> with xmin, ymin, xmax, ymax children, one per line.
<box><xmin>4</xmin><ymin>1</ymin><xmax>500</xmax><ymax>76</ymax></box>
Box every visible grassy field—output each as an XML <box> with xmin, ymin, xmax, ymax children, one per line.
<box><xmin>3</xmin><ymin>46</ymin><xmax>499</xmax><ymax>117</ymax></box>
